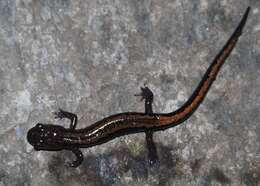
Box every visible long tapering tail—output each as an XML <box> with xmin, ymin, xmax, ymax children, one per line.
<box><xmin>159</xmin><ymin>7</ymin><xmax>250</xmax><ymax>127</ymax></box>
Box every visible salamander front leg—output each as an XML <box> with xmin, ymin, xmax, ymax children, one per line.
<box><xmin>54</xmin><ymin>109</ymin><xmax>78</xmax><ymax>130</ymax></box>
<box><xmin>67</xmin><ymin>148</ymin><xmax>83</xmax><ymax>168</ymax></box>
<box><xmin>135</xmin><ymin>86</ymin><xmax>158</xmax><ymax>165</ymax></box>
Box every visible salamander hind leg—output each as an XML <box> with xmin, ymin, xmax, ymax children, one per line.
<box><xmin>53</xmin><ymin>109</ymin><xmax>78</xmax><ymax>130</ymax></box>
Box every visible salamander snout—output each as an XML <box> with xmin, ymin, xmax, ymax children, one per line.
<box><xmin>27</xmin><ymin>123</ymin><xmax>43</xmax><ymax>149</ymax></box>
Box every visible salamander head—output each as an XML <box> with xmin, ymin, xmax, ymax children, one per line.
<box><xmin>27</xmin><ymin>123</ymin><xmax>66</xmax><ymax>151</ymax></box>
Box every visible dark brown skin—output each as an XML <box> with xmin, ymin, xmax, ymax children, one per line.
<box><xmin>27</xmin><ymin>7</ymin><xmax>250</xmax><ymax>167</ymax></box>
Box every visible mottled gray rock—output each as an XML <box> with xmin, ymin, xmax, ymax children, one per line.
<box><xmin>0</xmin><ymin>0</ymin><xmax>259</xmax><ymax>185</ymax></box>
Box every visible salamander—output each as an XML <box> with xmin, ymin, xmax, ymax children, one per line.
<box><xmin>27</xmin><ymin>7</ymin><xmax>250</xmax><ymax>167</ymax></box>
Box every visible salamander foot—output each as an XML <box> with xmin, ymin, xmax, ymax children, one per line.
<box><xmin>66</xmin><ymin>148</ymin><xmax>83</xmax><ymax>168</ymax></box>
<box><xmin>146</xmin><ymin>131</ymin><xmax>159</xmax><ymax>166</ymax></box>
<box><xmin>135</xmin><ymin>86</ymin><xmax>154</xmax><ymax>103</ymax></box>
<box><xmin>53</xmin><ymin>108</ymin><xmax>78</xmax><ymax>130</ymax></box>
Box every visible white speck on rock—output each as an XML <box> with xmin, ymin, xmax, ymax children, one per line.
<box><xmin>206</xmin><ymin>144</ymin><xmax>220</xmax><ymax>159</ymax></box>
<box><xmin>26</xmin><ymin>142</ymin><xmax>33</xmax><ymax>153</ymax></box>
<box><xmin>15</xmin><ymin>125</ymin><xmax>23</xmax><ymax>139</ymax></box>
<box><xmin>68</xmin><ymin>72</ymin><xmax>76</xmax><ymax>83</ymax></box>
<box><xmin>177</xmin><ymin>91</ymin><xmax>187</xmax><ymax>103</ymax></box>
<box><xmin>14</xmin><ymin>90</ymin><xmax>32</xmax><ymax>123</ymax></box>
<box><xmin>164</xmin><ymin>99</ymin><xmax>179</xmax><ymax>112</ymax></box>
<box><xmin>15</xmin><ymin>90</ymin><xmax>31</xmax><ymax>108</ymax></box>
<box><xmin>164</xmin><ymin>91</ymin><xmax>187</xmax><ymax>112</ymax></box>
<box><xmin>253</xmin><ymin>24</ymin><xmax>260</xmax><ymax>32</ymax></box>
<box><xmin>200</xmin><ymin>0</ymin><xmax>208</xmax><ymax>10</ymax></box>
<box><xmin>26</xmin><ymin>13</ymin><xmax>32</xmax><ymax>24</ymax></box>
<box><xmin>253</xmin><ymin>8</ymin><xmax>259</xmax><ymax>14</ymax></box>
<box><xmin>182</xmin><ymin>145</ymin><xmax>192</xmax><ymax>160</ymax></box>
<box><xmin>7</xmin><ymin>160</ymin><xmax>16</xmax><ymax>167</ymax></box>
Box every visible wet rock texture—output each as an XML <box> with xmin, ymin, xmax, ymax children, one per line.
<box><xmin>0</xmin><ymin>0</ymin><xmax>259</xmax><ymax>185</ymax></box>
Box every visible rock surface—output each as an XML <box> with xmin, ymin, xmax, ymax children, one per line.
<box><xmin>0</xmin><ymin>0</ymin><xmax>259</xmax><ymax>185</ymax></box>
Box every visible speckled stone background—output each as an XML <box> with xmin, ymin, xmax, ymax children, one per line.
<box><xmin>0</xmin><ymin>0</ymin><xmax>259</xmax><ymax>185</ymax></box>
